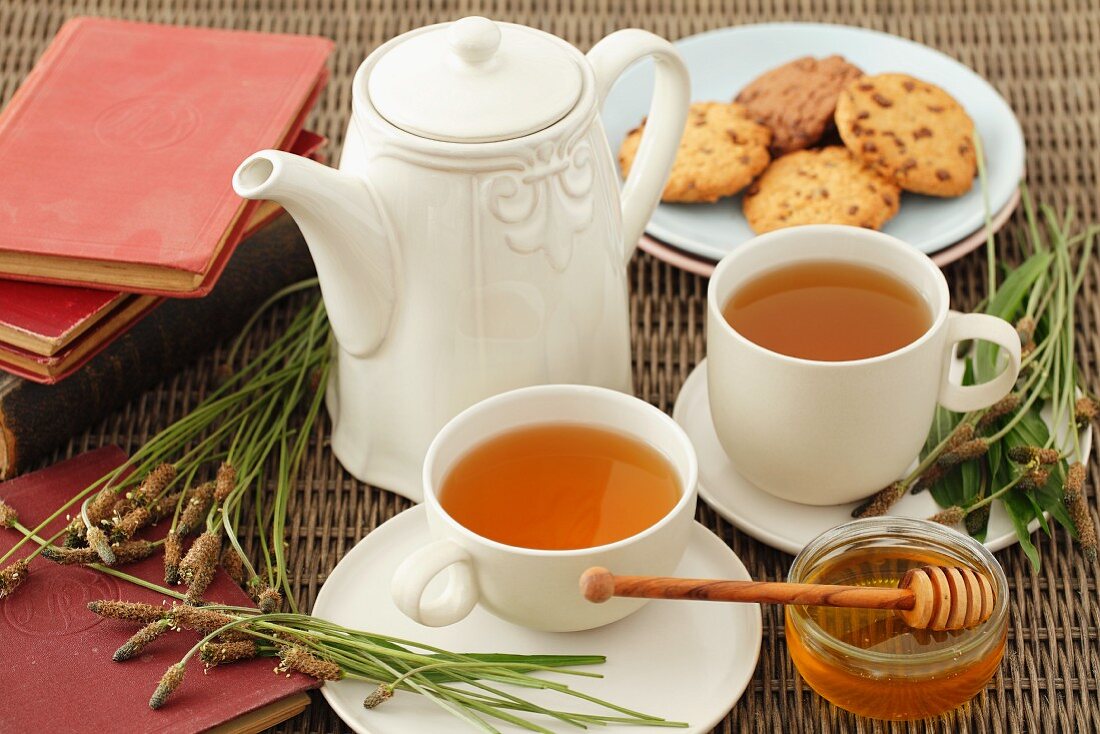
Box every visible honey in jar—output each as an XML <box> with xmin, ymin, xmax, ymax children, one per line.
<box><xmin>785</xmin><ymin>518</ymin><xmax>1008</xmax><ymax>721</ymax></box>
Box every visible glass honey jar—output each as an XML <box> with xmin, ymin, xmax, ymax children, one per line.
<box><xmin>785</xmin><ymin>517</ymin><xmax>1008</xmax><ymax>721</ymax></box>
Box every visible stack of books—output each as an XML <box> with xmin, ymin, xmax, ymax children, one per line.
<box><xmin>0</xmin><ymin>18</ymin><xmax>333</xmax><ymax>382</ymax></box>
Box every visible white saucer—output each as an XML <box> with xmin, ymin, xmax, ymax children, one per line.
<box><xmin>601</xmin><ymin>23</ymin><xmax>1026</xmax><ymax>261</ymax></box>
<box><xmin>673</xmin><ymin>359</ymin><xmax>1092</xmax><ymax>555</ymax></box>
<box><xmin>313</xmin><ymin>505</ymin><xmax>762</xmax><ymax>734</ymax></box>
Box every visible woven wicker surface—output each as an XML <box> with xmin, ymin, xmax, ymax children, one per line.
<box><xmin>2</xmin><ymin>1</ymin><xmax>1098</xmax><ymax>732</ymax></box>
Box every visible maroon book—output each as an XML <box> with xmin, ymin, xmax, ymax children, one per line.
<box><xmin>0</xmin><ymin>447</ymin><xmax>316</xmax><ymax>732</ymax></box>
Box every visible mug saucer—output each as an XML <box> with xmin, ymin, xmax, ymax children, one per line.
<box><xmin>673</xmin><ymin>359</ymin><xmax>1093</xmax><ymax>555</ymax></box>
<box><xmin>313</xmin><ymin>505</ymin><xmax>762</xmax><ymax>734</ymax></box>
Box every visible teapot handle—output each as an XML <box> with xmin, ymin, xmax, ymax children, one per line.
<box><xmin>588</xmin><ymin>31</ymin><xmax>690</xmax><ymax>265</ymax></box>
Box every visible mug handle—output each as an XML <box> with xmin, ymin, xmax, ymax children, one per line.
<box><xmin>391</xmin><ymin>539</ymin><xmax>479</xmax><ymax>627</ymax></box>
<box><xmin>587</xmin><ymin>30</ymin><xmax>690</xmax><ymax>265</ymax></box>
<box><xmin>938</xmin><ymin>313</ymin><xmax>1022</xmax><ymax>413</ymax></box>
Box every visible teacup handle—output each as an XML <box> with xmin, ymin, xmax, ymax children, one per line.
<box><xmin>938</xmin><ymin>313</ymin><xmax>1022</xmax><ymax>413</ymax></box>
<box><xmin>391</xmin><ymin>539</ymin><xmax>479</xmax><ymax>627</ymax></box>
<box><xmin>587</xmin><ymin>30</ymin><xmax>690</xmax><ymax>265</ymax></box>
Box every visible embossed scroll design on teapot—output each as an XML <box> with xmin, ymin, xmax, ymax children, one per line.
<box><xmin>483</xmin><ymin>138</ymin><xmax>596</xmax><ymax>272</ymax></box>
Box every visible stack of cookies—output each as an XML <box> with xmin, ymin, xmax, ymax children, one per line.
<box><xmin>619</xmin><ymin>56</ymin><xmax>978</xmax><ymax>235</ymax></box>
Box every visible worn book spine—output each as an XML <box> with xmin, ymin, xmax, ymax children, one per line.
<box><xmin>0</xmin><ymin>216</ymin><xmax>316</xmax><ymax>478</ymax></box>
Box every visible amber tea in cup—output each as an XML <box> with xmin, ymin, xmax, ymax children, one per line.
<box><xmin>708</xmin><ymin>227</ymin><xmax>1022</xmax><ymax>504</ymax></box>
<box><xmin>395</xmin><ymin>385</ymin><xmax>697</xmax><ymax>631</ymax></box>
<box><xmin>722</xmin><ymin>260</ymin><xmax>932</xmax><ymax>361</ymax></box>
<box><xmin>437</xmin><ymin>423</ymin><xmax>680</xmax><ymax>551</ymax></box>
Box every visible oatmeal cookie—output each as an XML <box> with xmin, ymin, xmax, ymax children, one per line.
<box><xmin>742</xmin><ymin>146</ymin><xmax>901</xmax><ymax>233</ymax></box>
<box><xmin>619</xmin><ymin>102</ymin><xmax>771</xmax><ymax>203</ymax></box>
<box><xmin>835</xmin><ymin>73</ymin><xmax>977</xmax><ymax>197</ymax></box>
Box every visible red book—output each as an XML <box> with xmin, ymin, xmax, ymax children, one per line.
<box><xmin>0</xmin><ymin>447</ymin><xmax>317</xmax><ymax>732</ymax></box>
<box><xmin>0</xmin><ymin>130</ymin><xmax>327</xmax><ymax>384</ymax></box>
<box><xmin>0</xmin><ymin>18</ymin><xmax>332</xmax><ymax>296</ymax></box>
<box><xmin>0</xmin><ymin>295</ymin><xmax>160</xmax><ymax>382</ymax></box>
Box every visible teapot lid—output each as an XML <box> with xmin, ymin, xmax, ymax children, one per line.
<box><xmin>367</xmin><ymin>17</ymin><xmax>583</xmax><ymax>143</ymax></box>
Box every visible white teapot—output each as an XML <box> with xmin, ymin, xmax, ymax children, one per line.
<box><xmin>233</xmin><ymin>17</ymin><xmax>689</xmax><ymax>500</ymax></box>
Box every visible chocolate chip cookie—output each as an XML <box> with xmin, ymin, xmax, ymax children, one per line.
<box><xmin>735</xmin><ymin>55</ymin><xmax>864</xmax><ymax>156</ymax></box>
<box><xmin>835</xmin><ymin>73</ymin><xmax>977</xmax><ymax>197</ymax></box>
<box><xmin>742</xmin><ymin>146</ymin><xmax>901</xmax><ymax>233</ymax></box>
<box><xmin>619</xmin><ymin>102</ymin><xmax>771</xmax><ymax>203</ymax></box>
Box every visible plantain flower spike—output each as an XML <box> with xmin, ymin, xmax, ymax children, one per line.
<box><xmin>214</xmin><ymin>463</ymin><xmax>237</xmax><ymax>504</ymax></box>
<box><xmin>164</xmin><ymin>531</ymin><xmax>183</xmax><ymax>585</ymax></box>
<box><xmin>1075</xmin><ymin>397</ymin><xmax>1099</xmax><ymax>429</ymax></box>
<box><xmin>130</xmin><ymin>463</ymin><xmax>177</xmax><ymax>507</ymax></box>
<box><xmin>179</xmin><ymin>531</ymin><xmax>222</xmax><ymax>585</ymax></box>
<box><xmin>1007</xmin><ymin>445</ymin><xmax>1060</xmax><ymax>466</ymax></box>
<box><xmin>0</xmin><ymin>498</ymin><xmax>17</xmax><ymax>528</ymax></box>
<box><xmin>1015</xmin><ymin>316</ymin><xmax>1036</xmax><ymax>346</ymax></box>
<box><xmin>114</xmin><ymin>619</ymin><xmax>172</xmax><ymax>662</ymax></box>
<box><xmin>910</xmin><ymin>464</ymin><xmax>946</xmax><ymax>495</ymax></box>
<box><xmin>87</xmin><ymin>600</ymin><xmax>167</xmax><ymax>624</ymax></box>
<box><xmin>257</xmin><ymin>586</ymin><xmax>283</xmax><ymax>613</ymax></box>
<box><xmin>1064</xmin><ymin>463</ymin><xmax>1096</xmax><ymax>562</ymax></box>
<box><xmin>85</xmin><ymin>525</ymin><xmax>116</xmax><ymax>565</ymax></box>
<box><xmin>977</xmin><ymin>395</ymin><xmax>1020</xmax><ymax>431</ymax></box>
<box><xmin>42</xmin><ymin>546</ymin><xmax>99</xmax><ymax>565</ymax></box>
<box><xmin>115</xmin><ymin>507</ymin><xmax>152</xmax><ymax>540</ymax></box>
<box><xmin>277</xmin><ymin>646</ymin><xmax>343</xmax><ymax>681</ymax></box>
<box><xmin>201</xmin><ymin>640</ymin><xmax>258</xmax><ymax>667</ymax></box>
<box><xmin>0</xmin><ymin>559</ymin><xmax>29</xmax><ymax>599</ymax></box>
<box><xmin>363</xmin><ymin>684</ymin><xmax>394</xmax><ymax>709</ymax></box>
<box><xmin>946</xmin><ymin>422</ymin><xmax>975</xmax><ymax>448</ymax></box>
<box><xmin>852</xmin><ymin>481</ymin><xmax>905</xmax><ymax>519</ymax></box>
<box><xmin>928</xmin><ymin>506</ymin><xmax>966</xmax><ymax>526</ymax></box>
<box><xmin>937</xmin><ymin>439</ymin><xmax>989</xmax><ymax>467</ymax></box>
<box><xmin>85</xmin><ymin>487</ymin><xmax>121</xmax><ymax>527</ymax></box>
<box><xmin>1018</xmin><ymin>467</ymin><xmax>1051</xmax><ymax>492</ymax></box>
<box><xmin>149</xmin><ymin>663</ymin><xmax>186</xmax><ymax>710</ymax></box>
<box><xmin>177</xmin><ymin>482</ymin><xmax>215</xmax><ymax>536</ymax></box>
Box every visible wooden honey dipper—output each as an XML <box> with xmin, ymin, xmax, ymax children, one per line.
<box><xmin>580</xmin><ymin>565</ymin><xmax>995</xmax><ymax>631</ymax></box>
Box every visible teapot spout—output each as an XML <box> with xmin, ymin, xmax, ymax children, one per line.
<box><xmin>233</xmin><ymin>151</ymin><xmax>397</xmax><ymax>358</ymax></box>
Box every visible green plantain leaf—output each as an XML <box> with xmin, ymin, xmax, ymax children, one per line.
<box><xmin>1002</xmin><ymin>486</ymin><xmax>1041</xmax><ymax>572</ymax></box>
<box><xmin>1010</xmin><ymin>407</ymin><xmax>1051</xmax><ymax>448</ymax></box>
<box><xmin>926</xmin><ymin>362</ymin><xmax>976</xmax><ymax>507</ymax></box>
<box><xmin>984</xmin><ymin>251</ymin><xmax>1052</xmax><ymax>320</ymax></box>
<box><xmin>976</xmin><ymin>252</ymin><xmax>1053</xmax><ymax>382</ymax></box>
<box><xmin>1033</xmin><ymin>462</ymin><xmax>1075</xmax><ymax>532</ymax></box>
<box><xmin>959</xmin><ymin>460</ymin><xmax>983</xmax><ymax>507</ymax></box>
<box><xmin>987</xmin><ymin>435</ymin><xmax>1003</xmax><ymax>479</ymax></box>
<box><xmin>1002</xmin><ymin>411</ymin><xmax>1055</xmax><ymax>534</ymax></box>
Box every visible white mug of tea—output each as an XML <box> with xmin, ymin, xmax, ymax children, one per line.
<box><xmin>707</xmin><ymin>224</ymin><xmax>1021</xmax><ymax>506</ymax></box>
<box><xmin>391</xmin><ymin>385</ymin><xmax>698</xmax><ymax>632</ymax></box>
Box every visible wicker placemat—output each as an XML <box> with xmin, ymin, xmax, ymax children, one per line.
<box><xmin>2</xmin><ymin>2</ymin><xmax>1097</xmax><ymax>732</ymax></box>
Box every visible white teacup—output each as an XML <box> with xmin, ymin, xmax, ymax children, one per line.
<box><xmin>391</xmin><ymin>385</ymin><xmax>698</xmax><ymax>632</ymax></box>
<box><xmin>707</xmin><ymin>225</ymin><xmax>1021</xmax><ymax>506</ymax></box>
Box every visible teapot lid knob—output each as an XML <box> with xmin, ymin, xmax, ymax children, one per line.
<box><xmin>366</xmin><ymin>17</ymin><xmax>583</xmax><ymax>143</ymax></box>
<box><xmin>448</xmin><ymin>17</ymin><xmax>501</xmax><ymax>64</ymax></box>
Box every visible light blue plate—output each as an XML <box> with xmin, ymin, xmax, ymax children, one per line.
<box><xmin>601</xmin><ymin>23</ymin><xmax>1025</xmax><ymax>261</ymax></box>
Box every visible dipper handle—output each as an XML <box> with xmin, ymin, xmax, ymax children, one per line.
<box><xmin>580</xmin><ymin>565</ymin><xmax>994</xmax><ymax>631</ymax></box>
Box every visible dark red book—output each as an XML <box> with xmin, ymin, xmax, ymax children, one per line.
<box><xmin>0</xmin><ymin>447</ymin><xmax>316</xmax><ymax>732</ymax></box>
<box><xmin>0</xmin><ymin>18</ymin><xmax>332</xmax><ymax>296</ymax></box>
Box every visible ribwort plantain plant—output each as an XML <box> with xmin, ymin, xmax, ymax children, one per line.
<box><xmin>854</xmin><ymin>169</ymin><xmax>1098</xmax><ymax>570</ymax></box>
<box><xmin>0</xmin><ymin>280</ymin><xmax>687</xmax><ymax>731</ymax></box>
